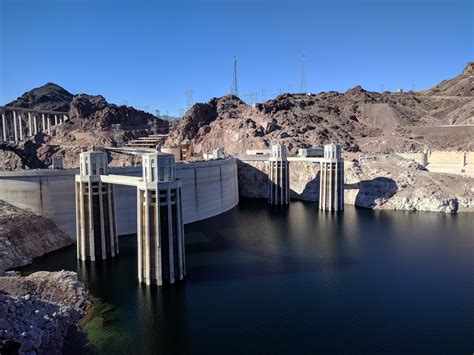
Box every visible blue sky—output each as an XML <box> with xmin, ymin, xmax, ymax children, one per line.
<box><xmin>1</xmin><ymin>0</ymin><xmax>472</xmax><ymax>116</ymax></box>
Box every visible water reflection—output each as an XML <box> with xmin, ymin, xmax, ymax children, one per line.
<box><xmin>18</xmin><ymin>199</ymin><xmax>474</xmax><ymax>354</ymax></box>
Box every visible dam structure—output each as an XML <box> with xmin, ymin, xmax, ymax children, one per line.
<box><xmin>74</xmin><ymin>149</ymin><xmax>188</xmax><ymax>285</ymax></box>
<box><xmin>319</xmin><ymin>143</ymin><xmax>344</xmax><ymax>211</ymax></box>
<box><xmin>0</xmin><ymin>106</ymin><xmax>69</xmax><ymax>142</ymax></box>
<box><xmin>268</xmin><ymin>144</ymin><xmax>290</xmax><ymax>205</ymax></box>
<box><xmin>75</xmin><ymin>150</ymin><xmax>119</xmax><ymax>261</ymax></box>
<box><xmin>238</xmin><ymin>143</ymin><xmax>345</xmax><ymax>209</ymax></box>
<box><xmin>137</xmin><ymin>153</ymin><xmax>185</xmax><ymax>285</ymax></box>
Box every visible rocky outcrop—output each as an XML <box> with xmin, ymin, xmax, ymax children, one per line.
<box><xmin>0</xmin><ymin>271</ymin><xmax>89</xmax><ymax>354</ymax></box>
<box><xmin>237</xmin><ymin>155</ymin><xmax>474</xmax><ymax>213</ymax></box>
<box><xmin>344</xmin><ymin>154</ymin><xmax>474</xmax><ymax>213</ymax></box>
<box><xmin>167</xmin><ymin>63</ymin><xmax>474</xmax><ymax>155</ymax></box>
<box><xmin>1</xmin><ymin>83</ymin><xmax>169</xmax><ymax>169</ymax></box>
<box><xmin>7</xmin><ymin>83</ymin><xmax>73</xmax><ymax>112</ymax></box>
<box><xmin>0</xmin><ymin>200</ymin><xmax>73</xmax><ymax>271</ymax></box>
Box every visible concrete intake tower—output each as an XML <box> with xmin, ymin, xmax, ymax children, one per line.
<box><xmin>319</xmin><ymin>144</ymin><xmax>344</xmax><ymax>211</ymax></box>
<box><xmin>137</xmin><ymin>152</ymin><xmax>185</xmax><ymax>286</ymax></box>
<box><xmin>268</xmin><ymin>144</ymin><xmax>290</xmax><ymax>205</ymax></box>
<box><xmin>76</xmin><ymin>150</ymin><xmax>119</xmax><ymax>261</ymax></box>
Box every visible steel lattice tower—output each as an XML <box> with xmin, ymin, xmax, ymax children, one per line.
<box><xmin>231</xmin><ymin>56</ymin><xmax>239</xmax><ymax>97</ymax></box>
<box><xmin>300</xmin><ymin>54</ymin><xmax>308</xmax><ymax>93</ymax></box>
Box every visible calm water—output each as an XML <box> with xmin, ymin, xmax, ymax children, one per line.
<box><xmin>20</xmin><ymin>200</ymin><xmax>473</xmax><ymax>354</ymax></box>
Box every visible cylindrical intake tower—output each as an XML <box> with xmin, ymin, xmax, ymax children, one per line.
<box><xmin>75</xmin><ymin>150</ymin><xmax>118</xmax><ymax>261</ymax></box>
<box><xmin>137</xmin><ymin>152</ymin><xmax>185</xmax><ymax>286</ymax></box>
<box><xmin>268</xmin><ymin>144</ymin><xmax>290</xmax><ymax>205</ymax></box>
<box><xmin>319</xmin><ymin>144</ymin><xmax>344</xmax><ymax>211</ymax></box>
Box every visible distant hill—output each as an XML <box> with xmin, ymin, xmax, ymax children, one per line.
<box><xmin>7</xmin><ymin>83</ymin><xmax>73</xmax><ymax>112</ymax></box>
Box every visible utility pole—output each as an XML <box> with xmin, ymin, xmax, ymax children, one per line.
<box><xmin>300</xmin><ymin>54</ymin><xmax>308</xmax><ymax>93</ymax></box>
<box><xmin>231</xmin><ymin>56</ymin><xmax>239</xmax><ymax>97</ymax></box>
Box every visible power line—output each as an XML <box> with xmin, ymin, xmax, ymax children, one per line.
<box><xmin>300</xmin><ymin>54</ymin><xmax>308</xmax><ymax>93</ymax></box>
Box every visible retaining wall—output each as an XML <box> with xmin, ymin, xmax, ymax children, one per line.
<box><xmin>397</xmin><ymin>151</ymin><xmax>474</xmax><ymax>176</ymax></box>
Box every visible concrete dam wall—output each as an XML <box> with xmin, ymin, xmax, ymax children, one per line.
<box><xmin>0</xmin><ymin>158</ymin><xmax>239</xmax><ymax>238</ymax></box>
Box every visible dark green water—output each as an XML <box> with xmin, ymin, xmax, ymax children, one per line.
<box><xmin>20</xmin><ymin>200</ymin><xmax>473</xmax><ymax>354</ymax></box>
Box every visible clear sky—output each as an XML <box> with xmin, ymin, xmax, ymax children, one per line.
<box><xmin>1</xmin><ymin>0</ymin><xmax>472</xmax><ymax>116</ymax></box>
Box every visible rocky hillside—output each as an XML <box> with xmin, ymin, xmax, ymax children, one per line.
<box><xmin>6</xmin><ymin>82</ymin><xmax>73</xmax><ymax>112</ymax></box>
<box><xmin>167</xmin><ymin>62</ymin><xmax>474</xmax><ymax>154</ymax></box>
<box><xmin>0</xmin><ymin>271</ymin><xmax>89</xmax><ymax>353</ymax></box>
<box><xmin>344</xmin><ymin>154</ymin><xmax>474</xmax><ymax>213</ymax></box>
<box><xmin>2</xmin><ymin>83</ymin><xmax>168</xmax><ymax>169</ymax></box>
<box><xmin>0</xmin><ymin>200</ymin><xmax>73</xmax><ymax>271</ymax></box>
<box><xmin>238</xmin><ymin>155</ymin><xmax>474</xmax><ymax>213</ymax></box>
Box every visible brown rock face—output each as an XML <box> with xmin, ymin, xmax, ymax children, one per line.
<box><xmin>7</xmin><ymin>82</ymin><xmax>73</xmax><ymax>112</ymax></box>
<box><xmin>1</xmin><ymin>83</ymin><xmax>170</xmax><ymax>169</ymax></box>
<box><xmin>462</xmin><ymin>62</ymin><xmax>474</xmax><ymax>75</ymax></box>
<box><xmin>0</xmin><ymin>200</ymin><xmax>73</xmax><ymax>271</ymax></box>
<box><xmin>167</xmin><ymin>63</ymin><xmax>474</xmax><ymax>154</ymax></box>
<box><xmin>68</xmin><ymin>94</ymin><xmax>108</xmax><ymax>118</ymax></box>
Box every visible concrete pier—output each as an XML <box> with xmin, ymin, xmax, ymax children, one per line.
<box><xmin>137</xmin><ymin>152</ymin><xmax>185</xmax><ymax>286</ymax></box>
<box><xmin>75</xmin><ymin>150</ymin><xmax>118</xmax><ymax>261</ymax></box>
<box><xmin>28</xmin><ymin>113</ymin><xmax>32</xmax><ymax>137</ymax></box>
<box><xmin>268</xmin><ymin>144</ymin><xmax>290</xmax><ymax>205</ymax></box>
<box><xmin>319</xmin><ymin>144</ymin><xmax>344</xmax><ymax>211</ymax></box>
<box><xmin>33</xmin><ymin>115</ymin><xmax>38</xmax><ymax>135</ymax></box>
<box><xmin>0</xmin><ymin>107</ymin><xmax>69</xmax><ymax>142</ymax></box>
<box><xmin>1</xmin><ymin>113</ymin><xmax>6</xmax><ymax>142</ymax></box>
<box><xmin>13</xmin><ymin>111</ymin><xmax>18</xmax><ymax>142</ymax></box>
<box><xmin>18</xmin><ymin>113</ymin><xmax>23</xmax><ymax>141</ymax></box>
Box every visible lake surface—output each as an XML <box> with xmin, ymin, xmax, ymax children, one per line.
<box><xmin>20</xmin><ymin>199</ymin><xmax>473</xmax><ymax>354</ymax></box>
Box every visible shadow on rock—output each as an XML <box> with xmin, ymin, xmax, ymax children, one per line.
<box><xmin>347</xmin><ymin>177</ymin><xmax>398</xmax><ymax>208</ymax></box>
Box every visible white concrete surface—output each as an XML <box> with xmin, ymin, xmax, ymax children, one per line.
<box><xmin>0</xmin><ymin>158</ymin><xmax>239</xmax><ymax>238</ymax></box>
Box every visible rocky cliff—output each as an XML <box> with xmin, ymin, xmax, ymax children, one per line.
<box><xmin>6</xmin><ymin>83</ymin><xmax>73</xmax><ymax>112</ymax></box>
<box><xmin>167</xmin><ymin>62</ymin><xmax>474</xmax><ymax>154</ymax></box>
<box><xmin>344</xmin><ymin>154</ymin><xmax>474</xmax><ymax>213</ymax></box>
<box><xmin>0</xmin><ymin>271</ymin><xmax>89</xmax><ymax>354</ymax></box>
<box><xmin>0</xmin><ymin>200</ymin><xmax>73</xmax><ymax>271</ymax></box>
<box><xmin>2</xmin><ymin>83</ymin><xmax>168</xmax><ymax>169</ymax></box>
<box><xmin>237</xmin><ymin>155</ymin><xmax>474</xmax><ymax>213</ymax></box>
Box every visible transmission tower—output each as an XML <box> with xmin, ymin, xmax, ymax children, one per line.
<box><xmin>184</xmin><ymin>88</ymin><xmax>194</xmax><ymax>111</ymax></box>
<box><xmin>300</xmin><ymin>54</ymin><xmax>308</xmax><ymax>93</ymax></box>
<box><xmin>231</xmin><ymin>56</ymin><xmax>239</xmax><ymax>97</ymax></box>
